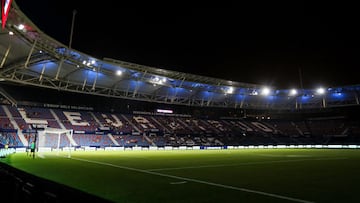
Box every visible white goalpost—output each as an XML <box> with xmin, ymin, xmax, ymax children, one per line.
<box><xmin>37</xmin><ymin>128</ymin><xmax>75</xmax><ymax>157</ymax></box>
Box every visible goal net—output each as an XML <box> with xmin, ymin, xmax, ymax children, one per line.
<box><xmin>37</xmin><ymin>128</ymin><xmax>75</xmax><ymax>156</ymax></box>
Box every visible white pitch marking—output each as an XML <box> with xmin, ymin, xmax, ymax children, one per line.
<box><xmin>146</xmin><ymin>157</ymin><xmax>348</xmax><ymax>172</ymax></box>
<box><xmin>69</xmin><ymin>157</ymin><xmax>315</xmax><ymax>203</ymax></box>
<box><xmin>170</xmin><ymin>181</ymin><xmax>187</xmax><ymax>185</ymax></box>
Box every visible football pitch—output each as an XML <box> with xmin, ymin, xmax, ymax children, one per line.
<box><xmin>2</xmin><ymin>148</ymin><xmax>360</xmax><ymax>203</ymax></box>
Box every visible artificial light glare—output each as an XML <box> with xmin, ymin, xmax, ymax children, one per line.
<box><xmin>116</xmin><ymin>70</ymin><xmax>122</xmax><ymax>76</ymax></box>
<box><xmin>261</xmin><ymin>87</ymin><xmax>270</xmax><ymax>95</ymax></box>
<box><xmin>317</xmin><ymin>87</ymin><xmax>325</xmax><ymax>94</ymax></box>
<box><xmin>290</xmin><ymin>89</ymin><xmax>297</xmax><ymax>96</ymax></box>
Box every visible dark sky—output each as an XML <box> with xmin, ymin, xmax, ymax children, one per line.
<box><xmin>14</xmin><ymin>0</ymin><xmax>359</xmax><ymax>89</ymax></box>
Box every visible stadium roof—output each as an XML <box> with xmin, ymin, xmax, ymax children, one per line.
<box><xmin>1</xmin><ymin>1</ymin><xmax>359</xmax><ymax>110</ymax></box>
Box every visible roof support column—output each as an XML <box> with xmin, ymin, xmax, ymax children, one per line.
<box><xmin>240</xmin><ymin>95</ymin><xmax>246</xmax><ymax>108</ymax></box>
<box><xmin>171</xmin><ymin>77</ymin><xmax>185</xmax><ymax>102</ymax></box>
<box><xmin>0</xmin><ymin>44</ymin><xmax>11</xmax><ymax>68</ymax></box>
<box><xmin>133</xmin><ymin>70</ymin><xmax>147</xmax><ymax>97</ymax></box>
<box><xmin>25</xmin><ymin>40</ymin><xmax>37</xmax><ymax>68</ymax></box>
<box><xmin>92</xmin><ymin>67</ymin><xmax>99</xmax><ymax>91</ymax></box>
<box><xmin>55</xmin><ymin>58</ymin><xmax>64</xmax><ymax>80</ymax></box>
<box><xmin>82</xmin><ymin>71</ymin><xmax>89</xmax><ymax>91</ymax></box>
<box><xmin>39</xmin><ymin>63</ymin><xmax>46</xmax><ymax>81</ymax></box>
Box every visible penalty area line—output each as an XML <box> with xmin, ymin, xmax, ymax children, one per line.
<box><xmin>69</xmin><ymin>157</ymin><xmax>315</xmax><ymax>203</ymax></box>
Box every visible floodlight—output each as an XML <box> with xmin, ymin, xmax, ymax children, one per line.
<box><xmin>151</xmin><ymin>76</ymin><xmax>165</xmax><ymax>85</ymax></box>
<box><xmin>290</xmin><ymin>89</ymin><xmax>297</xmax><ymax>96</ymax></box>
<box><xmin>316</xmin><ymin>87</ymin><xmax>325</xmax><ymax>95</ymax></box>
<box><xmin>116</xmin><ymin>70</ymin><xmax>122</xmax><ymax>76</ymax></box>
<box><xmin>17</xmin><ymin>24</ymin><xmax>25</xmax><ymax>30</ymax></box>
<box><xmin>226</xmin><ymin>87</ymin><xmax>234</xmax><ymax>94</ymax></box>
<box><xmin>250</xmin><ymin>90</ymin><xmax>258</xmax><ymax>95</ymax></box>
<box><xmin>261</xmin><ymin>87</ymin><xmax>270</xmax><ymax>95</ymax></box>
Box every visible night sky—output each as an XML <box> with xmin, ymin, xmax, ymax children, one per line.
<box><xmin>14</xmin><ymin>0</ymin><xmax>359</xmax><ymax>89</ymax></box>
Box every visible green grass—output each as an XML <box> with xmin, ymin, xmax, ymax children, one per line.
<box><xmin>2</xmin><ymin>149</ymin><xmax>360</xmax><ymax>203</ymax></box>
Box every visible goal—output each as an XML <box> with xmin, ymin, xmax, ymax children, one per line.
<box><xmin>37</xmin><ymin>128</ymin><xmax>75</xmax><ymax>157</ymax></box>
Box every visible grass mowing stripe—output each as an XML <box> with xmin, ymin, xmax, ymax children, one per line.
<box><xmin>70</xmin><ymin>156</ymin><xmax>315</xmax><ymax>203</ymax></box>
<box><xmin>146</xmin><ymin>157</ymin><xmax>348</xmax><ymax>171</ymax></box>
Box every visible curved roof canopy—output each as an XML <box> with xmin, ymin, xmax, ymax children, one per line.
<box><xmin>1</xmin><ymin>1</ymin><xmax>359</xmax><ymax>110</ymax></box>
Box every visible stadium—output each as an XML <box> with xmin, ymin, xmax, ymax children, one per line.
<box><xmin>1</xmin><ymin>1</ymin><xmax>360</xmax><ymax>202</ymax></box>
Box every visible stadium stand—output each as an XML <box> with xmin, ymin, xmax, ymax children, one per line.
<box><xmin>1</xmin><ymin>94</ymin><xmax>360</xmax><ymax>149</ymax></box>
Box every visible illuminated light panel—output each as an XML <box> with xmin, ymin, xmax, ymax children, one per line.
<box><xmin>156</xmin><ymin>109</ymin><xmax>173</xmax><ymax>114</ymax></box>
<box><xmin>316</xmin><ymin>87</ymin><xmax>325</xmax><ymax>95</ymax></box>
<box><xmin>151</xmin><ymin>76</ymin><xmax>165</xmax><ymax>85</ymax></box>
<box><xmin>116</xmin><ymin>70</ymin><xmax>122</xmax><ymax>76</ymax></box>
<box><xmin>261</xmin><ymin>87</ymin><xmax>270</xmax><ymax>95</ymax></box>
<box><xmin>17</xmin><ymin>24</ymin><xmax>25</xmax><ymax>30</ymax></box>
<box><xmin>289</xmin><ymin>89</ymin><xmax>297</xmax><ymax>96</ymax></box>
<box><xmin>226</xmin><ymin>87</ymin><xmax>234</xmax><ymax>94</ymax></box>
<box><xmin>250</xmin><ymin>90</ymin><xmax>258</xmax><ymax>95</ymax></box>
